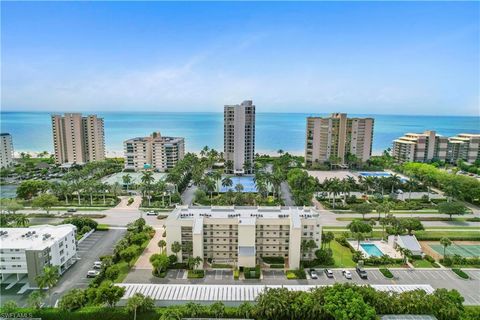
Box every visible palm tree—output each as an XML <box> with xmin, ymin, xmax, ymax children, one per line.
<box><xmin>200</xmin><ymin>145</ymin><xmax>209</xmax><ymax>158</ymax></box>
<box><xmin>155</xmin><ymin>180</ymin><xmax>167</xmax><ymax>207</ymax></box>
<box><xmin>221</xmin><ymin>177</ymin><xmax>233</xmax><ymax>191</ymax></box>
<box><xmin>35</xmin><ymin>266</ymin><xmax>59</xmax><ymax>306</ymax></box>
<box><xmin>15</xmin><ymin>214</ymin><xmax>29</xmax><ymax>227</ymax></box>
<box><xmin>440</xmin><ymin>237</ymin><xmax>452</xmax><ymax>258</ymax></box>
<box><xmin>405</xmin><ymin>178</ymin><xmax>417</xmax><ymax>201</ymax></box>
<box><xmin>158</xmin><ymin>240</ymin><xmax>166</xmax><ymax>253</ymax></box>
<box><xmin>388</xmin><ymin>174</ymin><xmax>402</xmax><ymax>194</ymax></box>
<box><xmin>277</xmin><ymin>149</ymin><xmax>284</xmax><ymax>155</ymax></box>
<box><xmin>171</xmin><ymin>241</ymin><xmax>182</xmax><ymax>260</ymax></box>
<box><xmin>204</xmin><ymin>178</ymin><xmax>216</xmax><ymax>199</ymax></box>
<box><xmin>111</xmin><ymin>182</ymin><xmax>122</xmax><ymax>198</ymax></box>
<box><xmin>122</xmin><ymin>174</ymin><xmax>132</xmax><ymax>193</ymax></box>
<box><xmin>224</xmin><ymin>160</ymin><xmax>233</xmax><ymax>173</ymax></box>
<box><xmin>100</xmin><ymin>182</ymin><xmax>110</xmax><ymax>205</ymax></box>
<box><xmin>141</xmin><ymin>171</ymin><xmax>155</xmax><ymax>206</ymax></box>
<box><xmin>327</xmin><ymin>178</ymin><xmax>342</xmax><ymax>208</ymax></box>
<box><xmin>340</xmin><ymin>178</ymin><xmax>351</xmax><ymax>204</ymax></box>
<box><xmin>234</xmin><ymin>183</ymin><xmax>244</xmax><ymax>193</ymax></box>
<box><xmin>55</xmin><ymin>181</ymin><xmax>71</xmax><ymax>205</ymax></box>
<box><xmin>211</xmin><ymin>170</ymin><xmax>222</xmax><ymax>190</ymax></box>
<box><xmin>27</xmin><ymin>290</ymin><xmax>45</xmax><ymax>309</ymax></box>
<box><xmin>243</xmin><ymin>161</ymin><xmax>252</xmax><ymax>174</ymax></box>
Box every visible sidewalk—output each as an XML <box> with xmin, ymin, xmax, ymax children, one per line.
<box><xmin>132</xmin><ymin>226</ymin><xmax>165</xmax><ymax>270</ymax></box>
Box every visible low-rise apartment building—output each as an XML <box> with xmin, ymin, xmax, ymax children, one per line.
<box><xmin>0</xmin><ymin>224</ymin><xmax>77</xmax><ymax>288</ymax></box>
<box><xmin>305</xmin><ymin>113</ymin><xmax>374</xmax><ymax>166</ymax></box>
<box><xmin>164</xmin><ymin>206</ymin><xmax>322</xmax><ymax>270</ymax></box>
<box><xmin>0</xmin><ymin>133</ymin><xmax>14</xmax><ymax>168</ymax></box>
<box><xmin>392</xmin><ymin>131</ymin><xmax>479</xmax><ymax>163</ymax></box>
<box><xmin>124</xmin><ymin>132</ymin><xmax>185</xmax><ymax>171</ymax></box>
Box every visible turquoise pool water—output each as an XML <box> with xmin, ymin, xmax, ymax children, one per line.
<box><xmin>359</xmin><ymin>172</ymin><xmax>408</xmax><ymax>182</ymax></box>
<box><xmin>360</xmin><ymin>243</ymin><xmax>384</xmax><ymax>257</ymax></box>
<box><xmin>220</xmin><ymin>176</ymin><xmax>257</xmax><ymax>193</ymax></box>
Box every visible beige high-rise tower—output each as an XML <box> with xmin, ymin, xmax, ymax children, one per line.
<box><xmin>51</xmin><ymin>113</ymin><xmax>105</xmax><ymax>164</ymax></box>
<box><xmin>224</xmin><ymin>100</ymin><xmax>256</xmax><ymax>174</ymax></box>
<box><xmin>305</xmin><ymin>113</ymin><xmax>374</xmax><ymax>166</ymax></box>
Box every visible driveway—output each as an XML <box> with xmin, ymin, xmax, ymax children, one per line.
<box><xmin>280</xmin><ymin>181</ymin><xmax>294</xmax><ymax>206</ymax></box>
<box><xmin>133</xmin><ymin>226</ymin><xmax>165</xmax><ymax>270</ymax></box>
<box><xmin>181</xmin><ymin>185</ymin><xmax>197</xmax><ymax>205</ymax></box>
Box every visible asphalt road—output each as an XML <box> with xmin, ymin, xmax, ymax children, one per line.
<box><xmin>123</xmin><ymin>268</ymin><xmax>480</xmax><ymax>305</ymax></box>
<box><xmin>52</xmin><ymin>229</ymin><xmax>126</xmax><ymax>301</ymax></box>
<box><xmin>280</xmin><ymin>181</ymin><xmax>294</xmax><ymax>206</ymax></box>
<box><xmin>181</xmin><ymin>185</ymin><xmax>198</xmax><ymax>205</ymax></box>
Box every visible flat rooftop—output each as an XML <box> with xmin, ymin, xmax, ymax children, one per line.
<box><xmin>118</xmin><ymin>284</ymin><xmax>434</xmax><ymax>302</ymax></box>
<box><xmin>0</xmin><ymin>224</ymin><xmax>76</xmax><ymax>250</ymax></box>
<box><xmin>171</xmin><ymin>206</ymin><xmax>319</xmax><ymax>221</ymax></box>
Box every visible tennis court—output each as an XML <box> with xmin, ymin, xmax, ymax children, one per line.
<box><xmin>429</xmin><ymin>243</ymin><xmax>480</xmax><ymax>258</ymax></box>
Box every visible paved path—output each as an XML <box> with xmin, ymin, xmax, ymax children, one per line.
<box><xmin>181</xmin><ymin>185</ymin><xmax>197</xmax><ymax>205</ymax></box>
<box><xmin>280</xmin><ymin>181</ymin><xmax>294</xmax><ymax>206</ymax></box>
<box><xmin>133</xmin><ymin>226</ymin><xmax>165</xmax><ymax>270</ymax></box>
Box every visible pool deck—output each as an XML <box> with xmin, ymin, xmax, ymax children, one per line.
<box><xmin>348</xmin><ymin>240</ymin><xmax>401</xmax><ymax>258</ymax></box>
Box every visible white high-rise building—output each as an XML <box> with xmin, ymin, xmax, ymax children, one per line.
<box><xmin>0</xmin><ymin>133</ymin><xmax>14</xmax><ymax>168</ymax></box>
<box><xmin>224</xmin><ymin>100</ymin><xmax>256</xmax><ymax>174</ymax></box>
<box><xmin>51</xmin><ymin>113</ymin><xmax>105</xmax><ymax>165</ymax></box>
<box><xmin>305</xmin><ymin>113</ymin><xmax>374</xmax><ymax>166</ymax></box>
<box><xmin>164</xmin><ymin>206</ymin><xmax>322</xmax><ymax>270</ymax></box>
<box><xmin>0</xmin><ymin>224</ymin><xmax>77</xmax><ymax>288</ymax></box>
<box><xmin>124</xmin><ymin>132</ymin><xmax>185</xmax><ymax>171</ymax></box>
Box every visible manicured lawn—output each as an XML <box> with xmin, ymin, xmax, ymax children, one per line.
<box><xmin>330</xmin><ymin>240</ymin><xmax>356</xmax><ymax>268</ymax></box>
<box><xmin>412</xmin><ymin>259</ymin><xmax>435</xmax><ymax>268</ymax></box>
<box><xmin>113</xmin><ymin>261</ymin><xmax>130</xmax><ymax>282</ymax></box>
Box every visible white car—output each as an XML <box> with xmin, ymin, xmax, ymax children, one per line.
<box><xmin>309</xmin><ymin>269</ymin><xmax>318</xmax><ymax>279</ymax></box>
<box><xmin>342</xmin><ymin>270</ymin><xmax>352</xmax><ymax>279</ymax></box>
<box><xmin>93</xmin><ymin>261</ymin><xmax>102</xmax><ymax>269</ymax></box>
<box><xmin>146</xmin><ymin>211</ymin><xmax>157</xmax><ymax>216</ymax></box>
<box><xmin>86</xmin><ymin>270</ymin><xmax>100</xmax><ymax>278</ymax></box>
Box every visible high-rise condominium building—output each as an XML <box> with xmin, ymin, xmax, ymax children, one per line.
<box><xmin>392</xmin><ymin>131</ymin><xmax>479</xmax><ymax>163</ymax></box>
<box><xmin>0</xmin><ymin>224</ymin><xmax>77</xmax><ymax>288</ymax></box>
<box><xmin>0</xmin><ymin>133</ymin><xmax>14</xmax><ymax>168</ymax></box>
<box><xmin>124</xmin><ymin>132</ymin><xmax>185</xmax><ymax>171</ymax></box>
<box><xmin>164</xmin><ymin>206</ymin><xmax>322</xmax><ymax>270</ymax></box>
<box><xmin>224</xmin><ymin>100</ymin><xmax>256</xmax><ymax>174</ymax></box>
<box><xmin>305</xmin><ymin>113</ymin><xmax>374</xmax><ymax>166</ymax></box>
<box><xmin>51</xmin><ymin>113</ymin><xmax>105</xmax><ymax>165</ymax></box>
<box><xmin>392</xmin><ymin>131</ymin><xmax>448</xmax><ymax>163</ymax></box>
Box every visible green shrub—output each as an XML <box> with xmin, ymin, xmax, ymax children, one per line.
<box><xmin>187</xmin><ymin>270</ymin><xmax>204</xmax><ymax>279</ymax></box>
<box><xmin>244</xmin><ymin>265</ymin><xmax>261</xmax><ymax>279</ymax></box>
<box><xmin>262</xmin><ymin>256</ymin><xmax>285</xmax><ymax>264</ymax></box>
<box><xmin>233</xmin><ymin>269</ymin><xmax>239</xmax><ymax>280</ymax></box>
<box><xmin>425</xmin><ymin>255</ymin><xmax>435</xmax><ymax>263</ymax></box>
<box><xmin>127</xmin><ymin>198</ymin><xmax>134</xmax><ymax>205</ymax></box>
<box><xmin>211</xmin><ymin>264</ymin><xmax>232</xmax><ymax>269</ymax></box>
<box><xmin>286</xmin><ymin>269</ymin><xmax>306</xmax><ymax>280</ymax></box>
<box><xmin>379</xmin><ymin>268</ymin><xmax>393</xmax><ymax>278</ymax></box>
<box><xmin>452</xmin><ymin>268</ymin><xmax>469</xmax><ymax>279</ymax></box>
<box><xmin>270</xmin><ymin>264</ymin><xmax>285</xmax><ymax>269</ymax></box>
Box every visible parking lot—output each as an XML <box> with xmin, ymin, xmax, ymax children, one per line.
<box><xmin>205</xmin><ymin>270</ymin><xmax>233</xmax><ymax>281</ymax></box>
<box><xmin>0</xmin><ymin>229</ymin><xmax>125</xmax><ymax>307</ymax></box>
<box><xmin>263</xmin><ymin>270</ymin><xmax>285</xmax><ymax>280</ymax></box>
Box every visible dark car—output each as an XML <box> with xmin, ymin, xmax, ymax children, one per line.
<box><xmin>67</xmin><ymin>208</ymin><xmax>77</xmax><ymax>213</ymax></box>
<box><xmin>356</xmin><ymin>267</ymin><xmax>368</xmax><ymax>279</ymax></box>
<box><xmin>324</xmin><ymin>268</ymin><xmax>334</xmax><ymax>278</ymax></box>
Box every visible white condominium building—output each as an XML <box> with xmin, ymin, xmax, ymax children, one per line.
<box><xmin>447</xmin><ymin>134</ymin><xmax>480</xmax><ymax>163</ymax></box>
<box><xmin>392</xmin><ymin>131</ymin><xmax>448</xmax><ymax>163</ymax></box>
<box><xmin>164</xmin><ymin>206</ymin><xmax>322</xmax><ymax>270</ymax></box>
<box><xmin>0</xmin><ymin>133</ymin><xmax>14</xmax><ymax>168</ymax></box>
<box><xmin>305</xmin><ymin>113</ymin><xmax>374</xmax><ymax>166</ymax></box>
<box><xmin>0</xmin><ymin>224</ymin><xmax>77</xmax><ymax>288</ymax></box>
<box><xmin>392</xmin><ymin>131</ymin><xmax>479</xmax><ymax>163</ymax></box>
<box><xmin>224</xmin><ymin>100</ymin><xmax>256</xmax><ymax>174</ymax></box>
<box><xmin>124</xmin><ymin>132</ymin><xmax>185</xmax><ymax>172</ymax></box>
<box><xmin>51</xmin><ymin>113</ymin><xmax>105</xmax><ymax>165</ymax></box>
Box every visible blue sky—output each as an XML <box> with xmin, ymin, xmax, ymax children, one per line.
<box><xmin>1</xmin><ymin>1</ymin><xmax>479</xmax><ymax>115</ymax></box>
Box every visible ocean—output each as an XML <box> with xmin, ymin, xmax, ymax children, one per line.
<box><xmin>1</xmin><ymin>112</ymin><xmax>479</xmax><ymax>156</ymax></box>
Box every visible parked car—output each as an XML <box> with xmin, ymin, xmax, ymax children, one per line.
<box><xmin>93</xmin><ymin>261</ymin><xmax>102</xmax><ymax>269</ymax></box>
<box><xmin>86</xmin><ymin>270</ymin><xmax>100</xmax><ymax>278</ymax></box>
<box><xmin>67</xmin><ymin>208</ymin><xmax>77</xmax><ymax>213</ymax></box>
<box><xmin>309</xmin><ymin>269</ymin><xmax>318</xmax><ymax>279</ymax></box>
<box><xmin>188</xmin><ymin>182</ymin><xmax>193</xmax><ymax>187</ymax></box>
<box><xmin>146</xmin><ymin>211</ymin><xmax>157</xmax><ymax>216</ymax></box>
<box><xmin>324</xmin><ymin>268</ymin><xmax>334</xmax><ymax>278</ymax></box>
<box><xmin>356</xmin><ymin>267</ymin><xmax>368</xmax><ymax>279</ymax></box>
<box><xmin>342</xmin><ymin>269</ymin><xmax>352</xmax><ymax>279</ymax></box>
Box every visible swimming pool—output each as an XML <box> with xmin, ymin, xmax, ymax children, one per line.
<box><xmin>359</xmin><ymin>172</ymin><xmax>391</xmax><ymax>178</ymax></box>
<box><xmin>220</xmin><ymin>176</ymin><xmax>258</xmax><ymax>193</ymax></box>
<box><xmin>359</xmin><ymin>172</ymin><xmax>408</xmax><ymax>182</ymax></box>
<box><xmin>360</xmin><ymin>243</ymin><xmax>384</xmax><ymax>257</ymax></box>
